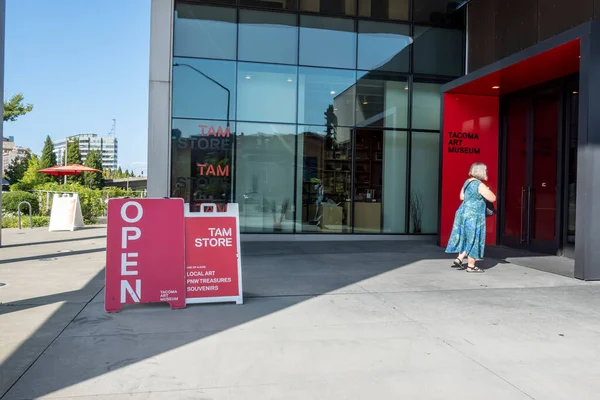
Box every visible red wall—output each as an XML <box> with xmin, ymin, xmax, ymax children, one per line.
<box><xmin>440</xmin><ymin>94</ymin><xmax>499</xmax><ymax>247</ymax></box>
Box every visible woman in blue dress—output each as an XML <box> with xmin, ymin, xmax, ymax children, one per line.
<box><xmin>446</xmin><ymin>162</ymin><xmax>496</xmax><ymax>273</ymax></box>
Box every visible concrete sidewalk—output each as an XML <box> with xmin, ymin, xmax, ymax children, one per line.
<box><xmin>1</xmin><ymin>227</ymin><xmax>600</xmax><ymax>399</ymax></box>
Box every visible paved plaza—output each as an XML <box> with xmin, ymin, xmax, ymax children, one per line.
<box><xmin>1</xmin><ymin>227</ymin><xmax>600</xmax><ymax>399</ymax></box>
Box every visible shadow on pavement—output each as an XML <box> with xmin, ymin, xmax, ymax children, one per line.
<box><xmin>0</xmin><ymin>240</ymin><xmax>566</xmax><ymax>399</ymax></box>
<box><xmin>0</xmin><ymin>235</ymin><xmax>106</xmax><ymax>249</ymax></box>
<box><xmin>0</xmin><ymin>248</ymin><xmax>106</xmax><ymax>265</ymax></box>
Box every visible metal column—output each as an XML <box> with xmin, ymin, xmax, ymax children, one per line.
<box><xmin>575</xmin><ymin>22</ymin><xmax>600</xmax><ymax>280</ymax></box>
<box><xmin>0</xmin><ymin>0</ymin><xmax>6</xmax><ymax>247</ymax></box>
<box><xmin>147</xmin><ymin>0</ymin><xmax>174</xmax><ymax>198</ymax></box>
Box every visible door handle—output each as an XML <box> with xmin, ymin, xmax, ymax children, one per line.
<box><xmin>526</xmin><ymin>186</ymin><xmax>533</xmax><ymax>244</ymax></box>
<box><xmin>520</xmin><ymin>187</ymin><xmax>526</xmax><ymax>244</ymax></box>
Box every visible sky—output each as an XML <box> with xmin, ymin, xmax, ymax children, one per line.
<box><xmin>4</xmin><ymin>0</ymin><xmax>151</xmax><ymax>174</ymax></box>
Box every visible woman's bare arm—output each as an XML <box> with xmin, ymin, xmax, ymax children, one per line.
<box><xmin>460</xmin><ymin>187</ymin><xmax>465</xmax><ymax>201</ymax></box>
<box><xmin>478</xmin><ymin>184</ymin><xmax>496</xmax><ymax>202</ymax></box>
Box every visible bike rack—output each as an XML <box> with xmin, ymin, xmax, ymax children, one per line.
<box><xmin>18</xmin><ymin>201</ymin><xmax>33</xmax><ymax>230</ymax></box>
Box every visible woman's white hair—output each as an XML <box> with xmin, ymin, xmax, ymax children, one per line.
<box><xmin>469</xmin><ymin>162</ymin><xmax>488</xmax><ymax>181</ymax></box>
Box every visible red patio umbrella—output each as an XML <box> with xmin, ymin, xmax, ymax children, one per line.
<box><xmin>38</xmin><ymin>164</ymin><xmax>101</xmax><ymax>177</ymax></box>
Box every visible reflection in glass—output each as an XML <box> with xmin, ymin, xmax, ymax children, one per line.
<box><xmin>240</xmin><ymin>0</ymin><xmax>298</xmax><ymax>9</ymax></box>
<box><xmin>358</xmin><ymin>21</ymin><xmax>411</xmax><ymax>73</ymax></box>
<box><xmin>414</xmin><ymin>26</ymin><xmax>464</xmax><ymax>76</ymax></box>
<box><xmin>383</xmin><ymin>130</ymin><xmax>408</xmax><ymax>233</ymax></box>
<box><xmin>239</xmin><ymin>10</ymin><xmax>298</xmax><ymax>65</ymax></box>
<box><xmin>171</xmin><ymin>119</ymin><xmax>234</xmax><ymax>211</ymax></box>
<box><xmin>235</xmin><ymin>123</ymin><xmax>296</xmax><ymax>233</ymax></box>
<box><xmin>174</xmin><ymin>4</ymin><xmax>237</xmax><ymax>60</ymax></box>
<box><xmin>300</xmin><ymin>0</ymin><xmax>356</xmax><ymax>16</ymax></box>
<box><xmin>173</xmin><ymin>58</ymin><xmax>236</xmax><ymax>121</ymax></box>
<box><xmin>412</xmin><ymin>82</ymin><xmax>441</xmax><ymax>130</ymax></box>
<box><xmin>237</xmin><ymin>63</ymin><xmax>298</xmax><ymax>123</ymax></box>
<box><xmin>297</xmin><ymin>125</ymin><xmax>352</xmax><ymax>233</ymax></box>
<box><xmin>354</xmin><ymin>129</ymin><xmax>384</xmax><ymax>233</ymax></box>
<box><xmin>186</xmin><ymin>0</ymin><xmax>236</xmax><ymax>4</ymax></box>
<box><xmin>356</xmin><ymin>72</ymin><xmax>409</xmax><ymax>129</ymax></box>
<box><xmin>410</xmin><ymin>132</ymin><xmax>440</xmax><ymax>233</ymax></box>
<box><xmin>298</xmin><ymin>67</ymin><xmax>355</xmax><ymax>126</ymax></box>
<box><xmin>358</xmin><ymin>0</ymin><xmax>409</xmax><ymax>21</ymax></box>
<box><xmin>299</xmin><ymin>16</ymin><xmax>356</xmax><ymax>69</ymax></box>
<box><xmin>413</xmin><ymin>0</ymin><xmax>464</xmax><ymax>27</ymax></box>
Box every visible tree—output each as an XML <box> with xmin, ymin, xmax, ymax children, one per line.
<box><xmin>3</xmin><ymin>93</ymin><xmax>34</xmax><ymax>122</ymax></box>
<box><xmin>66</xmin><ymin>138</ymin><xmax>83</xmax><ymax>183</ymax></box>
<box><xmin>4</xmin><ymin>151</ymin><xmax>31</xmax><ymax>184</ymax></box>
<box><xmin>39</xmin><ymin>135</ymin><xmax>58</xmax><ymax>182</ymax></box>
<box><xmin>83</xmin><ymin>150</ymin><xmax>105</xmax><ymax>189</ymax></box>
<box><xmin>21</xmin><ymin>154</ymin><xmax>44</xmax><ymax>187</ymax></box>
<box><xmin>40</xmin><ymin>136</ymin><xmax>57</xmax><ymax>168</ymax></box>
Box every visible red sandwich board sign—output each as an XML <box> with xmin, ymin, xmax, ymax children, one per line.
<box><xmin>184</xmin><ymin>203</ymin><xmax>243</xmax><ymax>305</ymax></box>
<box><xmin>105</xmin><ymin>198</ymin><xmax>186</xmax><ymax>312</ymax></box>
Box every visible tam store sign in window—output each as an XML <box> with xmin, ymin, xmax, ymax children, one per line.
<box><xmin>171</xmin><ymin>120</ymin><xmax>234</xmax><ymax>211</ymax></box>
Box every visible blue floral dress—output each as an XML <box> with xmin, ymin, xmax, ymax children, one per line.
<box><xmin>445</xmin><ymin>179</ymin><xmax>486</xmax><ymax>259</ymax></box>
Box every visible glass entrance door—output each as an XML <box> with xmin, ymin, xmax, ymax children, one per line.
<box><xmin>562</xmin><ymin>88</ymin><xmax>578</xmax><ymax>257</ymax></box>
<box><xmin>501</xmin><ymin>90</ymin><xmax>561</xmax><ymax>253</ymax></box>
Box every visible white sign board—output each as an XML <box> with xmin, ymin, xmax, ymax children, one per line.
<box><xmin>184</xmin><ymin>203</ymin><xmax>243</xmax><ymax>305</ymax></box>
<box><xmin>49</xmin><ymin>193</ymin><xmax>85</xmax><ymax>232</ymax></box>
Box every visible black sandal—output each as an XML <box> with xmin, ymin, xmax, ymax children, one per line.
<box><xmin>466</xmin><ymin>266</ymin><xmax>484</xmax><ymax>273</ymax></box>
<box><xmin>452</xmin><ymin>258</ymin><xmax>464</xmax><ymax>268</ymax></box>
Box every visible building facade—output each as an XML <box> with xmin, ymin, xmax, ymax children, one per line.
<box><xmin>1</xmin><ymin>137</ymin><xmax>30</xmax><ymax>176</ymax></box>
<box><xmin>53</xmin><ymin>134</ymin><xmax>118</xmax><ymax>170</ymax></box>
<box><xmin>437</xmin><ymin>0</ymin><xmax>600</xmax><ymax>280</ymax></box>
<box><xmin>148</xmin><ymin>0</ymin><xmax>466</xmax><ymax>235</ymax></box>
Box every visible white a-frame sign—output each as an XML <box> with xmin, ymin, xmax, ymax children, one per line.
<box><xmin>49</xmin><ymin>193</ymin><xmax>85</xmax><ymax>232</ymax></box>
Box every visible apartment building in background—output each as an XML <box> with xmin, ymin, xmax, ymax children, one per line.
<box><xmin>2</xmin><ymin>136</ymin><xmax>30</xmax><ymax>176</ymax></box>
<box><xmin>53</xmin><ymin>134</ymin><xmax>118</xmax><ymax>170</ymax></box>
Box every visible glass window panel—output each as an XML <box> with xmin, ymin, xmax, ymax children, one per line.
<box><xmin>298</xmin><ymin>67</ymin><xmax>355</xmax><ymax>126</ymax></box>
<box><xmin>237</xmin><ymin>63</ymin><xmax>298</xmax><ymax>123</ymax></box>
<box><xmin>173</xmin><ymin>58</ymin><xmax>236</xmax><ymax>121</ymax></box>
<box><xmin>239</xmin><ymin>10</ymin><xmax>298</xmax><ymax>64</ymax></box>
<box><xmin>413</xmin><ymin>0</ymin><xmax>465</xmax><ymax>28</ymax></box>
<box><xmin>410</xmin><ymin>131</ymin><xmax>440</xmax><ymax>233</ymax></box>
<box><xmin>358</xmin><ymin>21</ymin><xmax>411</xmax><ymax>73</ymax></box>
<box><xmin>412</xmin><ymin>82</ymin><xmax>441</xmax><ymax>130</ymax></box>
<box><xmin>353</xmin><ymin>129</ymin><xmax>384</xmax><ymax>233</ymax></box>
<box><xmin>300</xmin><ymin>0</ymin><xmax>356</xmax><ymax>16</ymax></box>
<box><xmin>174</xmin><ymin>4</ymin><xmax>237</xmax><ymax>60</ymax></box>
<box><xmin>299</xmin><ymin>16</ymin><xmax>356</xmax><ymax>69</ymax></box>
<box><xmin>171</xmin><ymin>119</ymin><xmax>234</xmax><ymax>211</ymax></box>
<box><xmin>414</xmin><ymin>26</ymin><xmax>464</xmax><ymax>76</ymax></box>
<box><xmin>358</xmin><ymin>0</ymin><xmax>409</xmax><ymax>21</ymax></box>
<box><xmin>240</xmin><ymin>0</ymin><xmax>298</xmax><ymax>10</ymax></box>
<box><xmin>235</xmin><ymin>122</ymin><xmax>297</xmax><ymax>233</ymax></box>
<box><xmin>297</xmin><ymin>125</ymin><xmax>352</xmax><ymax>233</ymax></box>
<box><xmin>356</xmin><ymin>72</ymin><xmax>408</xmax><ymax>129</ymax></box>
<box><xmin>185</xmin><ymin>0</ymin><xmax>236</xmax><ymax>4</ymax></box>
<box><xmin>382</xmin><ymin>130</ymin><xmax>408</xmax><ymax>233</ymax></box>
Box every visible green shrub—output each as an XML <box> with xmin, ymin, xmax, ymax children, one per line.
<box><xmin>34</xmin><ymin>182</ymin><xmax>106</xmax><ymax>223</ymax></box>
<box><xmin>1</xmin><ymin>191</ymin><xmax>40</xmax><ymax>215</ymax></box>
<box><xmin>1</xmin><ymin>215</ymin><xmax>50</xmax><ymax>229</ymax></box>
<box><xmin>9</xmin><ymin>181</ymin><xmax>34</xmax><ymax>192</ymax></box>
<box><xmin>102</xmin><ymin>186</ymin><xmax>132</xmax><ymax>199</ymax></box>
<box><xmin>29</xmin><ymin>183</ymin><xmax>140</xmax><ymax>224</ymax></box>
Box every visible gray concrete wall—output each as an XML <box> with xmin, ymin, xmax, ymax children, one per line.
<box><xmin>147</xmin><ymin>0</ymin><xmax>174</xmax><ymax>198</ymax></box>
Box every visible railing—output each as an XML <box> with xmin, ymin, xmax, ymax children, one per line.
<box><xmin>18</xmin><ymin>201</ymin><xmax>33</xmax><ymax>229</ymax></box>
<box><xmin>35</xmin><ymin>190</ymin><xmax>79</xmax><ymax>214</ymax></box>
